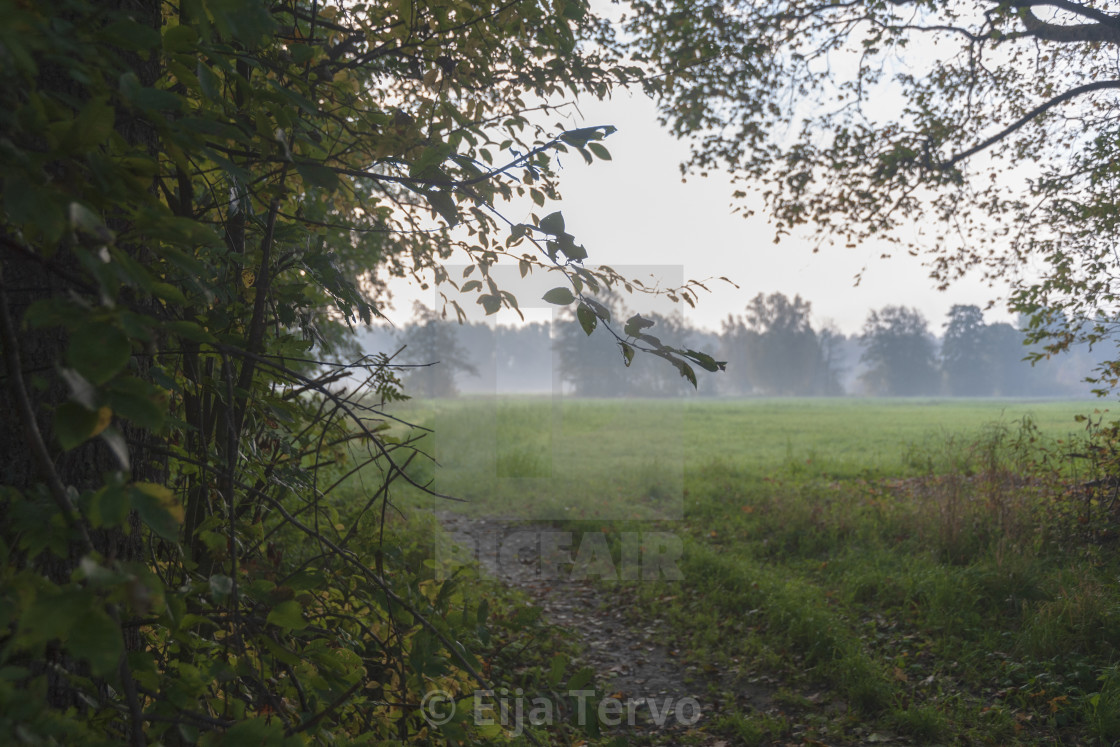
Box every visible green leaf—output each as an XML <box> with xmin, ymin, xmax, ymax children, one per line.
<box><xmin>426</xmin><ymin>191</ymin><xmax>459</xmax><ymax>227</ymax></box>
<box><xmin>543</xmin><ymin>287</ymin><xmax>575</xmax><ymax>305</ymax></box>
<box><xmin>566</xmin><ymin>666</ymin><xmax>595</xmax><ymax>692</ymax></box>
<box><xmin>130</xmin><ymin>483</ymin><xmax>183</xmax><ymax>541</ymax></box>
<box><xmin>89</xmin><ymin>483</ymin><xmax>130</xmax><ymax>529</ymax></box>
<box><xmin>165</xmin><ymin>320</ymin><xmax>216</xmax><ymax>344</ymax></box>
<box><xmin>197</xmin><ymin>61</ymin><xmax>221</xmax><ymax>99</ymax></box>
<box><xmin>151</xmin><ymin>282</ymin><xmax>188</xmax><ymax>305</ymax></box>
<box><xmin>20</xmin><ymin>591</ymin><xmax>87</xmax><ymax>645</ymax></box>
<box><xmin>669</xmin><ymin>357</ymin><xmax>698</xmax><ymax>387</ymax></box>
<box><xmin>163</xmin><ymin>24</ymin><xmax>199</xmax><ymax>54</ymax></box>
<box><xmin>619</xmin><ymin>342</ymin><xmax>635</xmax><ymax>367</ymax></box>
<box><xmin>70</xmin><ymin>98</ymin><xmax>116</xmax><ymax>151</ymax></box>
<box><xmin>461</xmin><ymin>280</ymin><xmax>482</xmax><ymax>293</ymax></box>
<box><xmin>585</xmin><ymin>298</ymin><xmax>611</xmax><ymax>322</ymax></box>
<box><xmin>587</xmin><ymin>143</ymin><xmax>611</xmax><ymax>161</ymax></box>
<box><xmin>624</xmin><ymin>314</ymin><xmax>655</xmax><ymax>337</ymax></box>
<box><xmin>576</xmin><ymin>303</ymin><xmax>597</xmax><ymax>335</ymax></box>
<box><xmin>539</xmin><ymin>211</ymin><xmax>565</xmax><ymax>235</ymax></box>
<box><xmin>99</xmin><ymin>17</ymin><xmax>162</xmax><ymax>51</ymax></box>
<box><xmin>259</xmin><ymin>635</ymin><xmax>302</xmax><ymax>667</ymax></box>
<box><xmin>296</xmin><ymin>161</ymin><xmax>340</xmax><ymax>192</ymax></box>
<box><xmin>267</xmin><ymin>600</ymin><xmax>307</xmax><ymax>631</ymax></box>
<box><xmin>478</xmin><ymin>294</ymin><xmax>501</xmax><ymax>315</ymax></box>
<box><xmin>558</xmin><ymin>236</ymin><xmax>588</xmax><ymax>262</ymax></box>
<box><xmin>78</xmin><ymin>557</ymin><xmax>128</xmax><ymax>586</ymax></box>
<box><xmin>202</xmin><ymin>0</ymin><xmax>278</xmax><ymax>49</ymax></box>
<box><xmin>25</xmin><ymin>299</ymin><xmax>88</xmax><ymax>330</ymax></box>
<box><xmin>219</xmin><ymin>718</ymin><xmax>288</xmax><ymax>745</ymax></box>
<box><xmin>477</xmin><ymin>597</ymin><xmax>489</xmax><ymax>625</ymax></box>
<box><xmin>547</xmin><ymin>654</ymin><xmax>567</xmax><ymax>688</ymax></box>
<box><xmin>409</xmin><ymin>143</ymin><xmax>452</xmax><ymax>178</ymax></box>
<box><xmin>54</xmin><ymin>402</ymin><xmax>102</xmax><ymax>450</ymax></box>
<box><xmin>119</xmin><ymin>71</ymin><xmax>182</xmax><ymax>112</ymax></box>
<box><xmin>290</xmin><ymin>43</ymin><xmax>315</xmax><ymax>66</ymax></box>
<box><xmin>4</xmin><ymin>176</ymin><xmax>66</xmax><ymax>243</ymax></box>
<box><xmin>560</xmin><ymin>127</ymin><xmax>606</xmax><ymax>148</ymax></box>
<box><xmin>108</xmin><ymin>377</ymin><xmax>166</xmax><ymax>430</ymax></box>
<box><xmin>67</xmin><ymin>608</ymin><xmax>122</xmax><ymax>678</ymax></box>
<box><xmin>685</xmin><ymin>350</ymin><xmax>724</xmax><ymax>372</ymax></box>
<box><xmin>561</xmin><ymin>0</ymin><xmax>586</xmax><ymax>21</ymax></box>
<box><xmin>67</xmin><ymin>323</ymin><xmax>131</xmax><ymax>385</ymax></box>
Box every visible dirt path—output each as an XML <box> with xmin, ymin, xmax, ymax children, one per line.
<box><xmin>438</xmin><ymin>513</ymin><xmax>771</xmax><ymax>744</ymax></box>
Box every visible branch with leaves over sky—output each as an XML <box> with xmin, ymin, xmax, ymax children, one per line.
<box><xmin>622</xmin><ymin>0</ymin><xmax>1120</xmax><ymax>394</ymax></box>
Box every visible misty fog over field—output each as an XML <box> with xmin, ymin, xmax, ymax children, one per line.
<box><xmin>359</xmin><ymin>294</ymin><xmax>1104</xmax><ymax>399</ymax></box>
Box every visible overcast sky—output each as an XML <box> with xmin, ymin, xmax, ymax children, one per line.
<box><xmin>381</xmin><ymin>87</ymin><xmax>1018</xmax><ymax>336</ymax></box>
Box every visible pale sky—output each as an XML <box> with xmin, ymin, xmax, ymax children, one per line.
<box><xmin>382</xmin><ymin>88</ymin><xmax>1017</xmax><ymax>336</ymax></box>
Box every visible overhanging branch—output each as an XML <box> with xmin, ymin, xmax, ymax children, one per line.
<box><xmin>946</xmin><ymin>78</ymin><xmax>1120</xmax><ymax>167</ymax></box>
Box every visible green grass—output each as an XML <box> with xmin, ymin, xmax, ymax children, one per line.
<box><xmin>386</xmin><ymin>397</ymin><xmax>1103</xmax><ymax>518</ymax></box>
<box><xmin>362</xmin><ymin>396</ymin><xmax>1120</xmax><ymax>744</ymax></box>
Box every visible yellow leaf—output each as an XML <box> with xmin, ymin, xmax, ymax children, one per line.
<box><xmin>91</xmin><ymin>406</ymin><xmax>113</xmax><ymax>437</ymax></box>
<box><xmin>134</xmin><ymin>482</ymin><xmax>185</xmax><ymax>523</ymax></box>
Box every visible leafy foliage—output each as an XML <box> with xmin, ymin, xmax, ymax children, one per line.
<box><xmin>621</xmin><ymin>0</ymin><xmax>1120</xmax><ymax>395</ymax></box>
<box><xmin>0</xmin><ymin>0</ymin><xmax>714</xmax><ymax>742</ymax></box>
<box><xmin>553</xmin><ymin>294</ymin><xmax>722</xmax><ymax>396</ymax></box>
<box><xmin>941</xmin><ymin>304</ymin><xmax>1057</xmax><ymax>397</ymax></box>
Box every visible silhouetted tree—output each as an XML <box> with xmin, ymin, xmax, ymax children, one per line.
<box><xmin>860</xmin><ymin>306</ymin><xmax>939</xmax><ymax>396</ymax></box>
<box><xmin>984</xmin><ymin>322</ymin><xmax>1034</xmax><ymax>396</ymax></box>
<box><xmin>942</xmin><ymin>305</ymin><xmax>990</xmax><ymax>395</ymax></box>
<box><xmin>723</xmin><ymin>292</ymin><xmax>833</xmax><ymax>395</ymax></box>
<box><xmin>554</xmin><ymin>298</ymin><xmax>704</xmax><ymax>397</ymax></box>
<box><xmin>817</xmin><ymin>323</ymin><xmax>847</xmax><ymax>396</ymax></box>
<box><xmin>553</xmin><ymin>296</ymin><xmax>627</xmax><ymax>396</ymax></box>
<box><xmin>397</xmin><ymin>305</ymin><xmax>480</xmax><ymax>397</ymax></box>
<box><xmin>495</xmin><ymin>322</ymin><xmax>554</xmax><ymax>393</ymax></box>
<box><xmin>719</xmin><ymin>314</ymin><xmax>758</xmax><ymax>395</ymax></box>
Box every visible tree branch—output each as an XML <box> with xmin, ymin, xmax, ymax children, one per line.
<box><xmin>1012</xmin><ymin>0</ymin><xmax>1120</xmax><ymax>30</ymax></box>
<box><xmin>1017</xmin><ymin>6</ymin><xmax>1120</xmax><ymax>44</ymax></box>
<box><xmin>947</xmin><ymin>79</ymin><xmax>1120</xmax><ymax>167</ymax></box>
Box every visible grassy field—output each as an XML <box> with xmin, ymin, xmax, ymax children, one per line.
<box><xmin>372</xmin><ymin>397</ymin><xmax>1120</xmax><ymax>744</ymax></box>
<box><xmin>387</xmin><ymin>397</ymin><xmax>1106</xmax><ymax>515</ymax></box>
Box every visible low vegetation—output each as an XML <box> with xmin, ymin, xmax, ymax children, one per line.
<box><xmin>383</xmin><ymin>398</ymin><xmax>1120</xmax><ymax>745</ymax></box>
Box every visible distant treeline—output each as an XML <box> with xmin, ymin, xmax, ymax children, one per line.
<box><xmin>357</xmin><ymin>294</ymin><xmax>1102</xmax><ymax>398</ymax></box>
